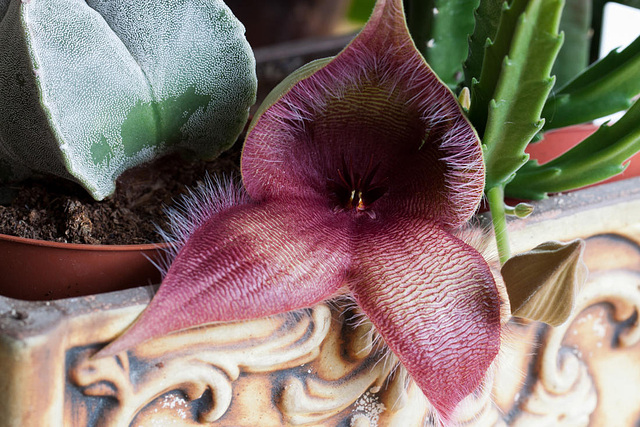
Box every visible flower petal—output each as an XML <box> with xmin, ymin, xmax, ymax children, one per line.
<box><xmin>97</xmin><ymin>198</ymin><xmax>351</xmax><ymax>357</ymax></box>
<box><xmin>242</xmin><ymin>0</ymin><xmax>483</xmax><ymax>227</ymax></box>
<box><xmin>502</xmin><ymin>239</ymin><xmax>587</xmax><ymax>326</ymax></box>
<box><xmin>347</xmin><ymin>215</ymin><xmax>501</xmax><ymax>421</ymax></box>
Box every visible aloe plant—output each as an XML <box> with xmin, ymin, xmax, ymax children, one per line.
<box><xmin>0</xmin><ymin>0</ymin><xmax>256</xmax><ymax>200</ymax></box>
<box><xmin>404</xmin><ymin>0</ymin><xmax>640</xmax><ymax>263</ymax></box>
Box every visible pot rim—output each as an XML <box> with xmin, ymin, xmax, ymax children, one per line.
<box><xmin>0</xmin><ymin>232</ymin><xmax>170</xmax><ymax>252</ymax></box>
<box><xmin>544</xmin><ymin>123</ymin><xmax>597</xmax><ymax>134</ymax></box>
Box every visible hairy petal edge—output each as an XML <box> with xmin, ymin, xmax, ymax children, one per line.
<box><xmin>97</xmin><ymin>198</ymin><xmax>352</xmax><ymax>357</ymax></box>
<box><xmin>241</xmin><ymin>0</ymin><xmax>484</xmax><ymax>227</ymax></box>
<box><xmin>347</xmin><ymin>215</ymin><xmax>501</xmax><ymax>421</ymax></box>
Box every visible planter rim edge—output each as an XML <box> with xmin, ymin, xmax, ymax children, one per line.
<box><xmin>0</xmin><ymin>233</ymin><xmax>170</xmax><ymax>251</ymax></box>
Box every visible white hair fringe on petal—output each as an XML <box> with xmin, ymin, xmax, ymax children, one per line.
<box><xmin>150</xmin><ymin>173</ymin><xmax>249</xmax><ymax>277</ymax></box>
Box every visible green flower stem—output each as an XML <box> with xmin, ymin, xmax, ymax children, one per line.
<box><xmin>487</xmin><ymin>185</ymin><xmax>511</xmax><ymax>265</ymax></box>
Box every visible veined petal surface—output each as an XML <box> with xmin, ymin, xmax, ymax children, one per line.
<box><xmin>347</xmin><ymin>215</ymin><xmax>501</xmax><ymax>421</ymax></box>
<box><xmin>99</xmin><ymin>198</ymin><xmax>351</xmax><ymax>357</ymax></box>
<box><xmin>241</xmin><ymin>0</ymin><xmax>483</xmax><ymax>227</ymax></box>
<box><xmin>98</xmin><ymin>2</ymin><xmax>502</xmax><ymax>419</ymax></box>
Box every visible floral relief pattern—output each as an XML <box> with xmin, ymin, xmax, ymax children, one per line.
<box><xmin>70</xmin><ymin>306</ymin><xmax>335</xmax><ymax>425</ymax></box>
<box><xmin>64</xmin><ymin>233</ymin><xmax>640</xmax><ymax>427</ymax></box>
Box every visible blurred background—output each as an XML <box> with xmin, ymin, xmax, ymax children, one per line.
<box><xmin>226</xmin><ymin>0</ymin><xmax>640</xmax><ymax>115</ymax></box>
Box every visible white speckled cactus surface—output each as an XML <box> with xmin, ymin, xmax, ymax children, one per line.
<box><xmin>0</xmin><ymin>0</ymin><xmax>256</xmax><ymax>199</ymax></box>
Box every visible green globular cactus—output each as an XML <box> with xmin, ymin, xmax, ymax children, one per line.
<box><xmin>0</xmin><ymin>0</ymin><xmax>256</xmax><ymax>200</ymax></box>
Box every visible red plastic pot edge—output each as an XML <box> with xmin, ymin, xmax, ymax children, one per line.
<box><xmin>0</xmin><ymin>232</ymin><xmax>168</xmax><ymax>251</ymax></box>
<box><xmin>526</xmin><ymin>124</ymin><xmax>640</xmax><ymax>185</ymax></box>
<box><xmin>0</xmin><ymin>233</ymin><xmax>171</xmax><ymax>302</ymax></box>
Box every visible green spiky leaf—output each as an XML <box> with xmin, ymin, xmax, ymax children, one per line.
<box><xmin>542</xmin><ymin>35</ymin><xmax>640</xmax><ymax>130</ymax></box>
<box><xmin>466</xmin><ymin>0</ymin><xmax>529</xmax><ymax>137</ymax></box>
<box><xmin>506</xmin><ymin>97</ymin><xmax>640</xmax><ymax>199</ymax></box>
<box><xmin>423</xmin><ymin>0</ymin><xmax>480</xmax><ymax>88</ymax></box>
<box><xmin>463</xmin><ymin>0</ymin><xmax>505</xmax><ymax>89</ymax></box>
<box><xmin>481</xmin><ymin>0</ymin><xmax>564</xmax><ymax>190</ymax></box>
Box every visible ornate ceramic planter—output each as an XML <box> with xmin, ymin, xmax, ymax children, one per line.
<box><xmin>2</xmin><ymin>177</ymin><xmax>640</xmax><ymax>426</ymax></box>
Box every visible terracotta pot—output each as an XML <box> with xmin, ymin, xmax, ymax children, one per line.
<box><xmin>526</xmin><ymin>123</ymin><xmax>640</xmax><ymax>185</ymax></box>
<box><xmin>0</xmin><ymin>234</ymin><xmax>166</xmax><ymax>301</ymax></box>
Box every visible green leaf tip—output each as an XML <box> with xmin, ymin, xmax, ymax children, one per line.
<box><xmin>543</xmin><ymin>34</ymin><xmax>640</xmax><ymax>130</ymax></box>
<box><xmin>478</xmin><ymin>0</ymin><xmax>564</xmax><ymax>190</ymax></box>
<box><xmin>0</xmin><ymin>0</ymin><xmax>257</xmax><ymax>200</ymax></box>
<box><xmin>463</xmin><ymin>0</ymin><xmax>504</xmax><ymax>89</ymax></box>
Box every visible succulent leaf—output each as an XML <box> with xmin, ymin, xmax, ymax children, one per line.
<box><xmin>481</xmin><ymin>0</ymin><xmax>564</xmax><ymax>190</ymax></box>
<box><xmin>0</xmin><ymin>0</ymin><xmax>256</xmax><ymax>200</ymax></box>
<box><xmin>506</xmin><ymin>97</ymin><xmax>640</xmax><ymax>199</ymax></box>
<box><xmin>542</xmin><ymin>35</ymin><xmax>640</xmax><ymax>130</ymax></box>
<box><xmin>466</xmin><ymin>0</ymin><xmax>528</xmax><ymax>137</ymax></box>
<box><xmin>463</xmin><ymin>0</ymin><xmax>506</xmax><ymax>89</ymax></box>
<box><xmin>402</xmin><ymin>0</ymin><xmax>480</xmax><ymax>89</ymax></box>
<box><xmin>422</xmin><ymin>0</ymin><xmax>481</xmax><ymax>89</ymax></box>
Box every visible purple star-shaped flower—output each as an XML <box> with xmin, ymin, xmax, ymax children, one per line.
<box><xmin>101</xmin><ymin>0</ymin><xmax>502</xmax><ymax>421</ymax></box>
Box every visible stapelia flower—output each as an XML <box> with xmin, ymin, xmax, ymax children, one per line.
<box><xmin>100</xmin><ymin>0</ymin><xmax>502</xmax><ymax>421</ymax></box>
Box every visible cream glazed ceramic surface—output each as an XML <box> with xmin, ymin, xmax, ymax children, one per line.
<box><xmin>2</xmin><ymin>178</ymin><xmax>640</xmax><ymax>426</ymax></box>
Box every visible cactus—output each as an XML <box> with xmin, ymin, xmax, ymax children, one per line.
<box><xmin>457</xmin><ymin>0</ymin><xmax>640</xmax><ymax>263</ymax></box>
<box><xmin>0</xmin><ymin>0</ymin><xmax>256</xmax><ymax>200</ymax></box>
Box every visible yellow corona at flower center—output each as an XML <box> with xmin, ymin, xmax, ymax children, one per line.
<box><xmin>345</xmin><ymin>189</ymin><xmax>367</xmax><ymax>211</ymax></box>
<box><xmin>329</xmin><ymin>157</ymin><xmax>387</xmax><ymax>215</ymax></box>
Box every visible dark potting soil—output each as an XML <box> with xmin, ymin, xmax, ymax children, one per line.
<box><xmin>0</xmin><ymin>145</ymin><xmax>241</xmax><ymax>245</ymax></box>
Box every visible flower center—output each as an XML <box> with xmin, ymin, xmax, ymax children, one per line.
<box><xmin>329</xmin><ymin>157</ymin><xmax>387</xmax><ymax>215</ymax></box>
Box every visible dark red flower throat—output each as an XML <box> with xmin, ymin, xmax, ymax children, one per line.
<box><xmin>329</xmin><ymin>157</ymin><xmax>388</xmax><ymax>215</ymax></box>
